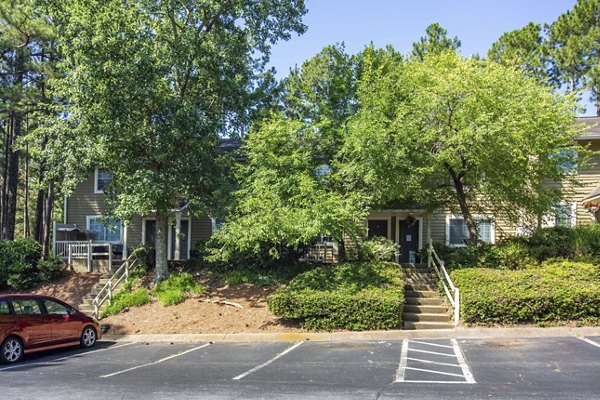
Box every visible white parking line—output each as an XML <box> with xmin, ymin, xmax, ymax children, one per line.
<box><xmin>409</xmin><ymin>348</ymin><xmax>456</xmax><ymax>357</ymax></box>
<box><xmin>404</xmin><ymin>366</ymin><xmax>466</xmax><ymax>378</ymax></box>
<box><xmin>406</xmin><ymin>357</ymin><xmax>463</xmax><ymax>368</ymax></box>
<box><xmin>100</xmin><ymin>343</ymin><xmax>211</xmax><ymax>378</ymax></box>
<box><xmin>0</xmin><ymin>342</ymin><xmax>137</xmax><ymax>371</ymax></box>
<box><xmin>409</xmin><ymin>340</ymin><xmax>453</xmax><ymax>349</ymax></box>
<box><xmin>232</xmin><ymin>341</ymin><xmax>304</xmax><ymax>380</ymax></box>
<box><xmin>577</xmin><ymin>336</ymin><xmax>600</xmax><ymax>349</ymax></box>
<box><xmin>451</xmin><ymin>339</ymin><xmax>476</xmax><ymax>384</ymax></box>
<box><xmin>395</xmin><ymin>339</ymin><xmax>409</xmax><ymax>382</ymax></box>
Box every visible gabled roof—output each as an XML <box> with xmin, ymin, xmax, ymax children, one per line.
<box><xmin>576</xmin><ymin>116</ymin><xmax>600</xmax><ymax>140</ymax></box>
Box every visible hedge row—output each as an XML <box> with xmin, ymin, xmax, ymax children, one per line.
<box><xmin>450</xmin><ymin>260</ymin><xmax>600</xmax><ymax>323</ymax></box>
<box><xmin>267</xmin><ymin>261</ymin><xmax>404</xmax><ymax>331</ymax></box>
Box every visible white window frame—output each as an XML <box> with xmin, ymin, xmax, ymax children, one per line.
<box><xmin>445</xmin><ymin>214</ymin><xmax>496</xmax><ymax>247</ymax></box>
<box><xmin>210</xmin><ymin>217</ymin><xmax>223</xmax><ymax>235</ymax></box>
<box><xmin>86</xmin><ymin>215</ymin><xmax>123</xmax><ymax>243</ymax></box>
<box><xmin>544</xmin><ymin>201</ymin><xmax>577</xmax><ymax>228</ymax></box>
<box><xmin>94</xmin><ymin>167</ymin><xmax>113</xmax><ymax>194</ymax></box>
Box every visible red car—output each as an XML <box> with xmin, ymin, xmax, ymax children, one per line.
<box><xmin>0</xmin><ymin>294</ymin><xmax>101</xmax><ymax>364</ymax></box>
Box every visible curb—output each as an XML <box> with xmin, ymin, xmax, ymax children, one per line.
<box><xmin>103</xmin><ymin>326</ymin><xmax>600</xmax><ymax>343</ymax></box>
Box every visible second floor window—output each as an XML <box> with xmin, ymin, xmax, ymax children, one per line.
<box><xmin>95</xmin><ymin>168</ymin><xmax>113</xmax><ymax>193</ymax></box>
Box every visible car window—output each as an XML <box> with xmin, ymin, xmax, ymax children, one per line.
<box><xmin>43</xmin><ymin>300</ymin><xmax>69</xmax><ymax>315</ymax></box>
<box><xmin>11</xmin><ymin>299</ymin><xmax>42</xmax><ymax>315</ymax></box>
<box><xmin>0</xmin><ymin>301</ymin><xmax>10</xmax><ymax>315</ymax></box>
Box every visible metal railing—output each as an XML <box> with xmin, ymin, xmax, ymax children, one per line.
<box><xmin>427</xmin><ymin>242</ymin><xmax>460</xmax><ymax>326</ymax></box>
<box><xmin>91</xmin><ymin>253</ymin><xmax>138</xmax><ymax>319</ymax></box>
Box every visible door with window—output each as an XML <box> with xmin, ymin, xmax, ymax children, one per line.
<box><xmin>10</xmin><ymin>298</ymin><xmax>53</xmax><ymax>347</ymax></box>
<box><xmin>42</xmin><ymin>299</ymin><xmax>81</xmax><ymax>343</ymax></box>
<box><xmin>399</xmin><ymin>219</ymin><xmax>419</xmax><ymax>263</ymax></box>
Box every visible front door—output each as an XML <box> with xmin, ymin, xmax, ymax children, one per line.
<box><xmin>398</xmin><ymin>219</ymin><xmax>420</xmax><ymax>263</ymax></box>
<box><xmin>170</xmin><ymin>219</ymin><xmax>189</xmax><ymax>260</ymax></box>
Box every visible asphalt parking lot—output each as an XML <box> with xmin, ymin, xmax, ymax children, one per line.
<box><xmin>1</xmin><ymin>336</ymin><xmax>599</xmax><ymax>399</ymax></box>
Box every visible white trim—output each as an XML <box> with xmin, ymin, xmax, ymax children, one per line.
<box><xmin>86</xmin><ymin>215</ymin><xmax>123</xmax><ymax>243</ymax></box>
<box><xmin>94</xmin><ymin>167</ymin><xmax>113</xmax><ymax>194</ymax></box>
<box><xmin>417</xmin><ymin>216</ymin><xmax>424</xmax><ymax>251</ymax></box>
<box><xmin>445</xmin><ymin>214</ymin><xmax>495</xmax><ymax>247</ymax></box>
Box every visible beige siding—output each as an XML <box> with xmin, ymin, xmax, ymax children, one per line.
<box><xmin>66</xmin><ymin>173</ymin><xmax>214</xmax><ymax>253</ymax></box>
<box><xmin>66</xmin><ymin>172</ymin><xmax>111</xmax><ymax>230</ymax></box>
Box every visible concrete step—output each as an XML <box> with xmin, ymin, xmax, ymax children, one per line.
<box><xmin>404</xmin><ymin>321</ymin><xmax>454</xmax><ymax>330</ymax></box>
<box><xmin>403</xmin><ymin>304</ymin><xmax>448</xmax><ymax>314</ymax></box>
<box><xmin>405</xmin><ymin>297</ymin><xmax>445</xmax><ymax>306</ymax></box>
<box><xmin>403</xmin><ymin>312</ymin><xmax>451</xmax><ymax>323</ymax></box>
<box><xmin>404</xmin><ymin>284</ymin><xmax>436</xmax><ymax>291</ymax></box>
<box><xmin>404</xmin><ymin>290</ymin><xmax>440</xmax><ymax>298</ymax></box>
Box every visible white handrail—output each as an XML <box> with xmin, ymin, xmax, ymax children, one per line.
<box><xmin>427</xmin><ymin>242</ymin><xmax>460</xmax><ymax>326</ymax></box>
<box><xmin>91</xmin><ymin>252</ymin><xmax>138</xmax><ymax>319</ymax></box>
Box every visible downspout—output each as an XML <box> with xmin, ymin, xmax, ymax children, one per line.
<box><xmin>63</xmin><ymin>195</ymin><xmax>67</xmax><ymax>224</ymax></box>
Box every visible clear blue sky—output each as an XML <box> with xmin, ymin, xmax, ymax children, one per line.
<box><xmin>267</xmin><ymin>0</ymin><xmax>595</xmax><ymax>116</ymax></box>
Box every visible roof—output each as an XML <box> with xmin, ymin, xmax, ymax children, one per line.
<box><xmin>576</xmin><ymin>116</ymin><xmax>600</xmax><ymax>140</ymax></box>
<box><xmin>219</xmin><ymin>138</ymin><xmax>243</xmax><ymax>152</ymax></box>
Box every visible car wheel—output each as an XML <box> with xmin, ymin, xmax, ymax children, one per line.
<box><xmin>80</xmin><ymin>326</ymin><xmax>97</xmax><ymax>348</ymax></box>
<box><xmin>1</xmin><ymin>336</ymin><xmax>23</xmax><ymax>364</ymax></box>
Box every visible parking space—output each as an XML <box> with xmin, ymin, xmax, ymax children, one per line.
<box><xmin>1</xmin><ymin>336</ymin><xmax>600</xmax><ymax>399</ymax></box>
<box><xmin>395</xmin><ymin>339</ymin><xmax>475</xmax><ymax>384</ymax></box>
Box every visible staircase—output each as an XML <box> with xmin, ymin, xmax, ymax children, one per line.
<box><xmin>402</xmin><ymin>263</ymin><xmax>453</xmax><ymax>330</ymax></box>
<box><xmin>77</xmin><ymin>259</ymin><xmax>129</xmax><ymax>318</ymax></box>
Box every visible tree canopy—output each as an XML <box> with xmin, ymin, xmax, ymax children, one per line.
<box><xmin>344</xmin><ymin>50</ymin><xmax>585</xmax><ymax>244</ymax></box>
<box><xmin>47</xmin><ymin>0</ymin><xmax>307</xmax><ymax>280</ymax></box>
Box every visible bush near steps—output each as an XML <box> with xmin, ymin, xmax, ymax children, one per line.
<box><xmin>450</xmin><ymin>260</ymin><xmax>600</xmax><ymax>324</ymax></box>
<box><xmin>267</xmin><ymin>261</ymin><xmax>404</xmax><ymax>331</ymax></box>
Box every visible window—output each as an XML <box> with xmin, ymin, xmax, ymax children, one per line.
<box><xmin>43</xmin><ymin>300</ymin><xmax>69</xmax><ymax>315</ymax></box>
<box><xmin>553</xmin><ymin>148</ymin><xmax>578</xmax><ymax>175</ymax></box>
<box><xmin>211</xmin><ymin>218</ymin><xmax>223</xmax><ymax>234</ymax></box>
<box><xmin>0</xmin><ymin>301</ymin><xmax>10</xmax><ymax>315</ymax></box>
<box><xmin>545</xmin><ymin>202</ymin><xmax>577</xmax><ymax>228</ymax></box>
<box><xmin>94</xmin><ymin>168</ymin><xmax>114</xmax><ymax>193</ymax></box>
<box><xmin>11</xmin><ymin>299</ymin><xmax>42</xmax><ymax>315</ymax></box>
<box><xmin>447</xmin><ymin>216</ymin><xmax>494</xmax><ymax>246</ymax></box>
<box><xmin>367</xmin><ymin>219</ymin><xmax>388</xmax><ymax>238</ymax></box>
<box><xmin>87</xmin><ymin>216</ymin><xmax>122</xmax><ymax>243</ymax></box>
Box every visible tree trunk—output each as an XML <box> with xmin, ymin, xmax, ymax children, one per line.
<box><xmin>33</xmin><ymin>136</ymin><xmax>48</xmax><ymax>243</ymax></box>
<box><xmin>154</xmin><ymin>211</ymin><xmax>169</xmax><ymax>283</ymax></box>
<box><xmin>4</xmin><ymin>112</ymin><xmax>21</xmax><ymax>240</ymax></box>
<box><xmin>24</xmin><ymin>140</ymin><xmax>29</xmax><ymax>237</ymax></box>
<box><xmin>42</xmin><ymin>179</ymin><xmax>53</xmax><ymax>258</ymax></box>
<box><xmin>3</xmin><ymin>48</ymin><xmax>25</xmax><ymax>240</ymax></box>
<box><xmin>1</xmin><ymin>119</ymin><xmax>11</xmax><ymax>237</ymax></box>
<box><xmin>450</xmin><ymin>170</ymin><xmax>478</xmax><ymax>245</ymax></box>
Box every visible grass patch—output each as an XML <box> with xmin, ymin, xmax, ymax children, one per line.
<box><xmin>450</xmin><ymin>260</ymin><xmax>600</xmax><ymax>324</ymax></box>
<box><xmin>267</xmin><ymin>261</ymin><xmax>404</xmax><ymax>331</ymax></box>
<box><xmin>153</xmin><ymin>272</ymin><xmax>204</xmax><ymax>306</ymax></box>
<box><xmin>101</xmin><ymin>288</ymin><xmax>152</xmax><ymax>318</ymax></box>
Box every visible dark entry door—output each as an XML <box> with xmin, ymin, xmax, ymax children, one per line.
<box><xmin>398</xmin><ymin>219</ymin><xmax>419</xmax><ymax>263</ymax></box>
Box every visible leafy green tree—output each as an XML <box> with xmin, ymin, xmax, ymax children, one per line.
<box><xmin>344</xmin><ymin>51</ymin><xmax>585</xmax><ymax>244</ymax></box>
<box><xmin>487</xmin><ymin>22</ymin><xmax>549</xmax><ymax>82</ymax></box>
<box><xmin>411</xmin><ymin>22</ymin><xmax>461</xmax><ymax>60</ymax></box>
<box><xmin>213</xmin><ymin>45</ymin><xmax>367</xmax><ymax>261</ymax></box>
<box><xmin>48</xmin><ymin>0</ymin><xmax>307</xmax><ymax>282</ymax></box>
<box><xmin>547</xmin><ymin>0</ymin><xmax>600</xmax><ymax>114</ymax></box>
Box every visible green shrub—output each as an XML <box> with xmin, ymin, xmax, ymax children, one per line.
<box><xmin>526</xmin><ymin>226</ymin><xmax>576</xmax><ymax>261</ymax></box>
<box><xmin>574</xmin><ymin>224</ymin><xmax>600</xmax><ymax>260</ymax></box>
<box><xmin>153</xmin><ymin>272</ymin><xmax>204</xmax><ymax>306</ymax></box>
<box><xmin>0</xmin><ymin>239</ymin><xmax>64</xmax><ymax>290</ymax></box>
<box><xmin>102</xmin><ymin>288</ymin><xmax>152</xmax><ymax>318</ymax></box>
<box><xmin>268</xmin><ymin>261</ymin><xmax>404</xmax><ymax>331</ymax></box>
<box><xmin>351</xmin><ymin>236</ymin><xmax>399</xmax><ymax>262</ymax></box>
<box><xmin>451</xmin><ymin>260</ymin><xmax>600</xmax><ymax>324</ymax></box>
